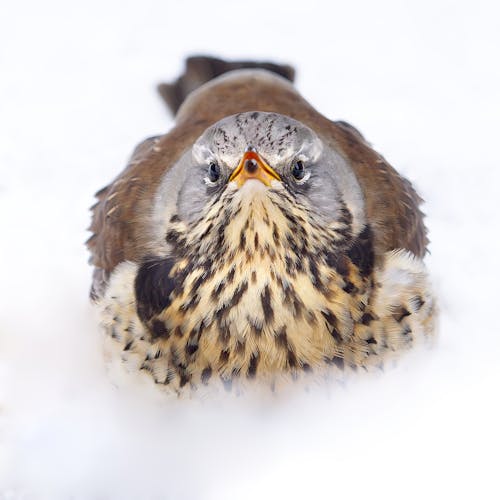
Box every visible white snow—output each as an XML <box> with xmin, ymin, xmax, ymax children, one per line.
<box><xmin>1</xmin><ymin>0</ymin><xmax>499</xmax><ymax>498</ymax></box>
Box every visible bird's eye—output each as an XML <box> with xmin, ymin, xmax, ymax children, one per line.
<box><xmin>207</xmin><ymin>162</ymin><xmax>221</xmax><ymax>183</ymax></box>
<box><xmin>291</xmin><ymin>160</ymin><xmax>306</xmax><ymax>180</ymax></box>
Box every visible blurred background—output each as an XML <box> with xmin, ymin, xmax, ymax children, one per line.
<box><xmin>1</xmin><ymin>0</ymin><xmax>499</xmax><ymax>498</ymax></box>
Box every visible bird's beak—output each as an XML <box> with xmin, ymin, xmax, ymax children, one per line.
<box><xmin>229</xmin><ymin>150</ymin><xmax>281</xmax><ymax>187</ymax></box>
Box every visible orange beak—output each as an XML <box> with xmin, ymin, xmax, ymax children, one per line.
<box><xmin>229</xmin><ymin>150</ymin><xmax>281</xmax><ymax>187</ymax></box>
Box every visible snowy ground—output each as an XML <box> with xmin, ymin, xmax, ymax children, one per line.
<box><xmin>1</xmin><ymin>1</ymin><xmax>499</xmax><ymax>498</ymax></box>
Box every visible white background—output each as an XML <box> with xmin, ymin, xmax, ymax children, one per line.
<box><xmin>1</xmin><ymin>1</ymin><xmax>499</xmax><ymax>498</ymax></box>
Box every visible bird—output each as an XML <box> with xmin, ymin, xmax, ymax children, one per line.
<box><xmin>87</xmin><ymin>55</ymin><xmax>436</xmax><ymax>395</ymax></box>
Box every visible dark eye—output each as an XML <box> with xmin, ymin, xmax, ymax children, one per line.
<box><xmin>208</xmin><ymin>162</ymin><xmax>221</xmax><ymax>182</ymax></box>
<box><xmin>291</xmin><ymin>160</ymin><xmax>306</xmax><ymax>180</ymax></box>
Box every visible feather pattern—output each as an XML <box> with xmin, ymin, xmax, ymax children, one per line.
<box><xmin>88</xmin><ymin>57</ymin><xmax>434</xmax><ymax>393</ymax></box>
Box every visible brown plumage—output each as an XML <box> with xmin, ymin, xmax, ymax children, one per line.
<box><xmin>88</xmin><ymin>56</ymin><xmax>434</xmax><ymax>394</ymax></box>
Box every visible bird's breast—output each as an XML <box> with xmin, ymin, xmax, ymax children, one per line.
<box><xmin>100</xmin><ymin>205</ymin><xmax>376</xmax><ymax>393</ymax></box>
<box><xmin>99</xmin><ymin>232</ymin><xmax>435</xmax><ymax>394</ymax></box>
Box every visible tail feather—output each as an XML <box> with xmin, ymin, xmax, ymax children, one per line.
<box><xmin>158</xmin><ymin>55</ymin><xmax>295</xmax><ymax>115</ymax></box>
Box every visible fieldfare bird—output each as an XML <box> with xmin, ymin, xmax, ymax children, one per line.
<box><xmin>88</xmin><ymin>56</ymin><xmax>435</xmax><ymax>394</ymax></box>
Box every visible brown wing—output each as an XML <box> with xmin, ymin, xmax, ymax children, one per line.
<box><xmin>328</xmin><ymin>119</ymin><xmax>428</xmax><ymax>259</ymax></box>
<box><xmin>87</xmin><ymin>64</ymin><xmax>427</xmax><ymax>297</ymax></box>
<box><xmin>87</xmin><ymin>136</ymin><xmax>163</xmax><ymax>298</ymax></box>
<box><xmin>87</xmin><ymin>120</ymin><xmax>217</xmax><ymax>299</ymax></box>
<box><xmin>87</xmin><ymin>135</ymin><xmax>183</xmax><ymax>299</ymax></box>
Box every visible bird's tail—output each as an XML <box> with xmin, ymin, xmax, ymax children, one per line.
<box><xmin>158</xmin><ymin>55</ymin><xmax>295</xmax><ymax>116</ymax></box>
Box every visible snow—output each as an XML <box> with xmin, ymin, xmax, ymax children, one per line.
<box><xmin>1</xmin><ymin>0</ymin><xmax>499</xmax><ymax>498</ymax></box>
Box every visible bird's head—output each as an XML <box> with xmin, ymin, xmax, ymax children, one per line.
<box><xmin>152</xmin><ymin>111</ymin><xmax>366</xmax><ymax>260</ymax></box>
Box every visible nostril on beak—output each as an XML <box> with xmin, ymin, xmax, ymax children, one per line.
<box><xmin>245</xmin><ymin>158</ymin><xmax>259</xmax><ymax>174</ymax></box>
